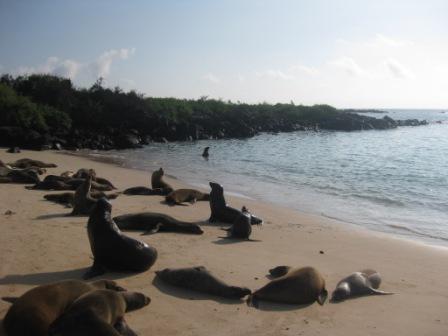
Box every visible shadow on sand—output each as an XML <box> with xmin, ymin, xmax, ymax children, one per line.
<box><xmin>151</xmin><ymin>276</ymin><xmax>244</xmax><ymax>305</ymax></box>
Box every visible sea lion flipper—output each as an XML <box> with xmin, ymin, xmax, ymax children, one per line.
<box><xmin>83</xmin><ymin>262</ymin><xmax>107</xmax><ymax>280</ymax></box>
<box><xmin>114</xmin><ymin>317</ymin><xmax>138</xmax><ymax>336</ymax></box>
<box><xmin>369</xmin><ymin>288</ymin><xmax>394</xmax><ymax>296</ymax></box>
<box><xmin>1</xmin><ymin>296</ymin><xmax>18</xmax><ymax>304</ymax></box>
<box><xmin>142</xmin><ymin>223</ymin><xmax>162</xmax><ymax>235</ymax></box>
<box><xmin>317</xmin><ymin>289</ymin><xmax>328</xmax><ymax>305</ymax></box>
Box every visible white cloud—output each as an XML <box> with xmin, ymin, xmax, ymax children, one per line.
<box><xmin>202</xmin><ymin>73</ymin><xmax>220</xmax><ymax>83</ymax></box>
<box><xmin>384</xmin><ymin>58</ymin><xmax>414</xmax><ymax>79</ymax></box>
<box><xmin>91</xmin><ymin>48</ymin><xmax>135</xmax><ymax>78</ymax></box>
<box><xmin>13</xmin><ymin>48</ymin><xmax>135</xmax><ymax>81</ymax></box>
<box><xmin>330</xmin><ymin>56</ymin><xmax>367</xmax><ymax>77</ymax></box>
<box><xmin>289</xmin><ymin>65</ymin><xmax>318</xmax><ymax>76</ymax></box>
<box><xmin>256</xmin><ymin>69</ymin><xmax>295</xmax><ymax>80</ymax></box>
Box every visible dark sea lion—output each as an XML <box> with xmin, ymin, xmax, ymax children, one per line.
<box><xmin>84</xmin><ymin>198</ymin><xmax>158</xmax><ymax>279</ymax></box>
<box><xmin>2</xmin><ymin>279</ymin><xmax>124</xmax><ymax>336</ymax></box>
<box><xmin>331</xmin><ymin>269</ymin><xmax>394</xmax><ymax>302</ymax></box>
<box><xmin>7</xmin><ymin>147</ymin><xmax>21</xmax><ymax>153</ymax></box>
<box><xmin>73</xmin><ymin>168</ymin><xmax>117</xmax><ymax>189</ymax></box>
<box><xmin>71</xmin><ymin>175</ymin><xmax>97</xmax><ymax>216</ymax></box>
<box><xmin>44</xmin><ymin>191</ymin><xmax>119</xmax><ymax>207</ymax></box>
<box><xmin>202</xmin><ymin>146</ymin><xmax>210</xmax><ymax>158</ymax></box>
<box><xmin>221</xmin><ymin>211</ymin><xmax>252</xmax><ymax>240</ymax></box>
<box><xmin>6</xmin><ymin>170</ymin><xmax>40</xmax><ymax>184</ymax></box>
<box><xmin>151</xmin><ymin>168</ymin><xmax>173</xmax><ymax>194</ymax></box>
<box><xmin>8</xmin><ymin>158</ymin><xmax>57</xmax><ymax>169</ymax></box>
<box><xmin>113</xmin><ymin>212</ymin><xmax>204</xmax><ymax>235</ymax></box>
<box><xmin>48</xmin><ymin>289</ymin><xmax>150</xmax><ymax>336</ymax></box>
<box><xmin>268</xmin><ymin>266</ymin><xmax>292</xmax><ymax>278</ymax></box>
<box><xmin>247</xmin><ymin>266</ymin><xmax>328</xmax><ymax>308</ymax></box>
<box><xmin>209</xmin><ymin>182</ymin><xmax>263</xmax><ymax>225</ymax></box>
<box><xmin>156</xmin><ymin>266</ymin><xmax>251</xmax><ymax>299</ymax></box>
<box><xmin>165</xmin><ymin>188</ymin><xmax>210</xmax><ymax>205</ymax></box>
<box><xmin>123</xmin><ymin>186</ymin><xmax>167</xmax><ymax>195</ymax></box>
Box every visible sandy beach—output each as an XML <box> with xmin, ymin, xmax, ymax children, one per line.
<box><xmin>0</xmin><ymin>149</ymin><xmax>447</xmax><ymax>336</ymax></box>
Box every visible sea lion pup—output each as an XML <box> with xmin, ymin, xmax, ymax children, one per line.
<box><xmin>202</xmin><ymin>146</ymin><xmax>210</xmax><ymax>158</ymax></box>
<box><xmin>209</xmin><ymin>182</ymin><xmax>263</xmax><ymax>225</ymax></box>
<box><xmin>151</xmin><ymin>167</ymin><xmax>174</xmax><ymax>194</ymax></box>
<box><xmin>331</xmin><ymin>269</ymin><xmax>394</xmax><ymax>302</ymax></box>
<box><xmin>8</xmin><ymin>158</ymin><xmax>57</xmax><ymax>169</ymax></box>
<box><xmin>2</xmin><ymin>279</ymin><xmax>125</xmax><ymax>336</ymax></box>
<box><xmin>70</xmin><ymin>175</ymin><xmax>97</xmax><ymax>216</ymax></box>
<box><xmin>84</xmin><ymin>198</ymin><xmax>158</xmax><ymax>279</ymax></box>
<box><xmin>165</xmin><ymin>188</ymin><xmax>210</xmax><ymax>205</ymax></box>
<box><xmin>44</xmin><ymin>191</ymin><xmax>119</xmax><ymax>207</ymax></box>
<box><xmin>48</xmin><ymin>289</ymin><xmax>150</xmax><ymax>336</ymax></box>
<box><xmin>113</xmin><ymin>212</ymin><xmax>204</xmax><ymax>235</ymax></box>
<box><xmin>156</xmin><ymin>266</ymin><xmax>251</xmax><ymax>299</ymax></box>
<box><xmin>247</xmin><ymin>266</ymin><xmax>328</xmax><ymax>308</ymax></box>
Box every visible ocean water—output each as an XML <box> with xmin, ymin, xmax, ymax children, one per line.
<box><xmin>88</xmin><ymin>109</ymin><xmax>448</xmax><ymax>246</ymax></box>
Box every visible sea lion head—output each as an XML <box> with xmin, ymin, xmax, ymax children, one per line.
<box><xmin>122</xmin><ymin>292</ymin><xmax>151</xmax><ymax>312</ymax></box>
<box><xmin>330</xmin><ymin>283</ymin><xmax>350</xmax><ymax>302</ymax></box>
<box><xmin>209</xmin><ymin>182</ymin><xmax>223</xmax><ymax>194</ymax></box>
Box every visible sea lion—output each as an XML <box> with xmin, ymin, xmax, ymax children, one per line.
<box><xmin>5</xmin><ymin>170</ymin><xmax>40</xmax><ymax>184</ymax></box>
<box><xmin>165</xmin><ymin>188</ymin><xmax>210</xmax><ymax>205</ymax></box>
<box><xmin>156</xmin><ymin>266</ymin><xmax>251</xmax><ymax>299</ymax></box>
<box><xmin>113</xmin><ymin>212</ymin><xmax>204</xmax><ymax>235</ymax></box>
<box><xmin>268</xmin><ymin>266</ymin><xmax>292</xmax><ymax>278</ymax></box>
<box><xmin>7</xmin><ymin>147</ymin><xmax>21</xmax><ymax>153</ymax></box>
<box><xmin>331</xmin><ymin>269</ymin><xmax>394</xmax><ymax>302</ymax></box>
<box><xmin>221</xmin><ymin>211</ymin><xmax>252</xmax><ymax>240</ymax></box>
<box><xmin>84</xmin><ymin>198</ymin><xmax>158</xmax><ymax>279</ymax></box>
<box><xmin>70</xmin><ymin>175</ymin><xmax>97</xmax><ymax>216</ymax></box>
<box><xmin>73</xmin><ymin>168</ymin><xmax>116</xmax><ymax>189</ymax></box>
<box><xmin>151</xmin><ymin>168</ymin><xmax>173</xmax><ymax>194</ymax></box>
<box><xmin>44</xmin><ymin>191</ymin><xmax>119</xmax><ymax>207</ymax></box>
<box><xmin>209</xmin><ymin>182</ymin><xmax>263</xmax><ymax>225</ymax></box>
<box><xmin>48</xmin><ymin>289</ymin><xmax>150</xmax><ymax>336</ymax></box>
<box><xmin>247</xmin><ymin>266</ymin><xmax>328</xmax><ymax>308</ymax></box>
<box><xmin>202</xmin><ymin>147</ymin><xmax>210</xmax><ymax>158</ymax></box>
<box><xmin>8</xmin><ymin>158</ymin><xmax>57</xmax><ymax>169</ymax></box>
<box><xmin>123</xmin><ymin>186</ymin><xmax>167</xmax><ymax>195</ymax></box>
<box><xmin>2</xmin><ymin>279</ymin><xmax>125</xmax><ymax>336</ymax></box>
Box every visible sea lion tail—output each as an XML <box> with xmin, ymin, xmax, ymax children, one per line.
<box><xmin>2</xmin><ymin>296</ymin><xmax>18</xmax><ymax>303</ymax></box>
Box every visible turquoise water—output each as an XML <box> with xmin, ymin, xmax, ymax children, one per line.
<box><xmin>90</xmin><ymin>109</ymin><xmax>448</xmax><ymax>246</ymax></box>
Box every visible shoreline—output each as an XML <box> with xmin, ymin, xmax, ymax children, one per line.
<box><xmin>64</xmin><ymin>148</ymin><xmax>448</xmax><ymax>251</ymax></box>
<box><xmin>1</xmin><ymin>149</ymin><xmax>448</xmax><ymax>336</ymax></box>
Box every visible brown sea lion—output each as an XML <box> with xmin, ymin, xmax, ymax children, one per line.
<box><xmin>70</xmin><ymin>175</ymin><xmax>97</xmax><ymax>216</ymax></box>
<box><xmin>44</xmin><ymin>191</ymin><xmax>119</xmax><ymax>207</ymax></box>
<box><xmin>8</xmin><ymin>158</ymin><xmax>57</xmax><ymax>169</ymax></box>
<box><xmin>165</xmin><ymin>188</ymin><xmax>210</xmax><ymax>205</ymax></box>
<box><xmin>113</xmin><ymin>212</ymin><xmax>204</xmax><ymax>235</ymax></box>
<box><xmin>248</xmin><ymin>266</ymin><xmax>328</xmax><ymax>308</ymax></box>
<box><xmin>2</xmin><ymin>279</ymin><xmax>125</xmax><ymax>336</ymax></box>
<box><xmin>48</xmin><ymin>289</ymin><xmax>150</xmax><ymax>336</ymax></box>
<box><xmin>331</xmin><ymin>269</ymin><xmax>394</xmax><ymax>302</ymax></box>
<box><xmin>151</xmin><ymin>168</ymin><xmax>173</xmax><ymax>194</ymax></box>
<box><xmin>156</xmin><ymin>266</ymin><xmax>251</xmax><ymax>299</ymax></box>
<box><xmin>83</xmin><ymin>198</ymin><xmax>158</xmax><ymax>279</ymax></box>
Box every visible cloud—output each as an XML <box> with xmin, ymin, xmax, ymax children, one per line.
<box><xmin>91</xmin><ymin>48</ymin><xmax>136</xmax><ymax>78</ymax></box>
<box><xmin>384</xmin><ymin>58</ymin><xmax>414</xmax><ymax>79</ymax></box>
<box><xmin>330</xmin><ymin>56</ymin><xmax>367</xmax><ymax>77</ymax></box>
<box><xmin>289</xmin><ymin>65</ymin><xmax>318</xmax><ymax>76</ymax></box>
<box><xmin>367</xmin><ymin>34</ymin><xmax>412</xmax><ymax>48</ymax></box>
<box><xmin>256</xmin><ymin>69</ymin><xmax>295</xmax><ymax>80</ymax></box>
<box><xmin>202</xmin><ymin>73</ymin><xmax>220</xmax><ymax>83</ymax></box>
<box><xmin>13</xmin><ymin>48</ymin><xmax>136</xmax><ymax>80</ymax></box>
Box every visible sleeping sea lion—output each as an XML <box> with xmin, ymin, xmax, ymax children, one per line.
<box><xmin>123</xmin><ymin>186</ymin><xmax>167</xmax><ymax>195</ymax></box>
<box><xmin>156</xmin><ymin>266</ymin><xmax>251</xmax><ymax>299</ymax></box>
<box><xmin>44</xmin><ymin>191</ymin><xmax>119</xmax><ymax>207</ymax></box>
<box><xmin>151</xmin><ymin>168</ymin><xmax>173</xmax><ymax>194</ymax></box>
<box><xmin>83</xmin><ymin>198</ymin><xmax>158</xmax><ymax>279</ymax></box>
<box><xmin>165</xmin><ymin>189</ymin><xmax>210</xmax><ymax>205</ymax></box>
<box><xmin>8</xmin><ymin>158</ymin><xmax>57</xmax><ymax>169</ymax></box>
<box><xmin>331</xmin><ymin>269</ymin><xmax>394</xmax><ymax>302</ymax></box>
<box><xmin>2</xmin><ymin>279</ymin><xmax>125</xmax><ymax>336</ymax></box>
<box><xmin>70</xmin><ymin>175</ymin><xmax>97</xmax><ymax>216</ymax></box>
<box><xmin>209</xmin><ymin>182</ymin><xmax>263</xmax><ymax>225</ymax></box>
<box><xmin>48</xmin><ymin>289</ymin><xmax>150</xmax><ymax>336</ymax></box>
<box><xmin>248</xmin><ymin>266</ymin><xmax>328</xmax><ymax>308</ymax></box>
<box><xmin>113</xmin><ymin>212</ymin><xmax>203</xmax><ymax>235</ymax></box>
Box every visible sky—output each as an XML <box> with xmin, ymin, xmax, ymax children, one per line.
<box><xmin>0</xmin><ymin>0</ymin><xmax>447</xmax><ymax>108</ymax></box>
